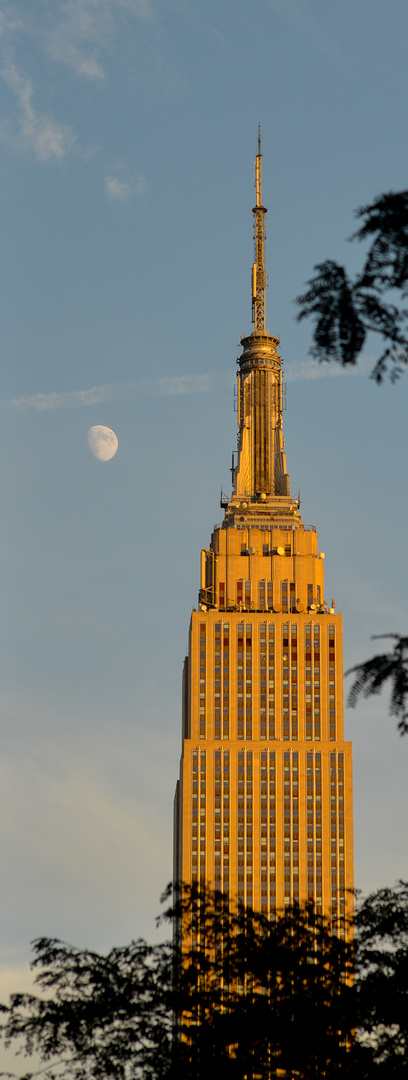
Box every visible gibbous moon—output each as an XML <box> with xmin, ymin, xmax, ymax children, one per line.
<box><xmin>87</xmin><ymin>425</ymin><xmax>118</xmax><ymax>461</ymax></box>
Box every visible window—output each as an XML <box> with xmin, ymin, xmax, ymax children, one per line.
<box><xmin>214</xmin><ymin>625</ymin><xmax>221</xmax><ymax>739</ymax></box>
<box><xmin>260</xmin><ymin>623</ymin><xmax>267</xmax><ymax>738</ymax></box>
<box><xmin>223</xmin><ymin>625</ymin><xmax>229</xmax><ymax>739</ymax></box>
<box><xmin>291</xmin><ymin>624</ymin><xmax>298</xmax><ymax>740</ymax></box>
<box><xmin>268</xmin><ymin>624</ymin><xmax>275</xmax><ymax>739</ymax></box>
<box><xmin>199</xmin><ymin>624</ymin><xmax>206</xmax><ymax>739</ymax></box>
<box><xmin>281</xmin><ymin>581</ymin><xmax>288</xmax><ymax>612</ymax></box>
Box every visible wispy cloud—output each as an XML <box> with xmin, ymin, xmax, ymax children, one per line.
<box><xmin>38</xmin><ymin>0</ymin><xmax>154</xmax><ymax>80</ymax></box>
<box><xmin>0</xmin><ymin>1</ymin><xmax>159</xmax><ymax>171</ymax></box>
<box><xmin>267</xmin><ymin>0</ymin><xmax>341</xmax><ymax>60</ymax></box>
<box><xmin>2</xmin><ymin>57</ymin><xmax>75</xmax><ymax>161</ymax></box>
<box><xmin>0</xmin><ymin>2</ymin><xmax>156</xmax><ymax>167</ymax></box>
<box><xmin>2</xmin><ymin>359</ymin><xmax>374</xmax><ymax>415</ymax></box>
<box><xmin>105</xmin><ymin>172</ymin><xmax>146</xmax><ymax>200</ymax></box>
<box><xmin>0</xmin><ymin>1</ymin><xmax>154</xmax><ymax>83</ymax></box>
<box><xmin>285</xmin><ymin>355</ymin><xmax>374</xmax><ymax>382</ymax></box>
<box><xmin>2</xmin><ymin>374</ymin><xmax>212</xmax><ymax>414</ymax></box>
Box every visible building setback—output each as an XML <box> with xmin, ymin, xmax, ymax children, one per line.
<box><xmin>174</xmin><ymin>135</ymin><xmax>353</xmax><ymax>927</ymax></box>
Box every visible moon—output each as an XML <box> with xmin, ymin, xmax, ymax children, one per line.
<box><xmin>87</xmin><ymin>425</ymin><xmax>118</xmax><ymax>461</ymax></box>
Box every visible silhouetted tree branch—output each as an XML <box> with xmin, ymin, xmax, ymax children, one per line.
<box><xmin>0</xmin><ymin>934</ymin><xmax>174</xmax><ymax>1080</ymax></box>
<box><xmin>0</xmin><ymin>887</ymin><xmax>355</xmax><ymax>1080</ymax></box>
<box><xmin>2</xmin><ymin>882</ymin><xmax>408</xmax><ymax>1079</ymax></box>
<box><xmin>298</xmin><ymin>192</ymin><xmax>408</xmax><ymax>733</ymax></box>
<box><xmin>296</xmin><ymin>190</ymin><xmax>408</xmax><ymax>380</ymax></box>
<box><xmin>347</xmin><ymin>634</ymin><xmax>408</xmax><ymax>736</ymax></box>
<box><xmin>167</xmin><ymin>885</ymin><xmax>355</xmax><ymax>1079</ymax></box>
<box><xmin>355</xmin><ymin>880</ymin><xmax>408</xmax><ymax>1076</ymax></box>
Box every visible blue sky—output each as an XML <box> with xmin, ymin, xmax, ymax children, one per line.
<box><xmin>0</xmin><ymin>0</ymin><xmax>408</xmax><ymax>1011</ymax></box>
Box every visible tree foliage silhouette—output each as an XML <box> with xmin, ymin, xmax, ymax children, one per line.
<box><xmin>1</xmin><ymin>882</ymin><xmax>408</xmax><ymax>1079</ymax></box>
<box><xmin>170</xmin><ymin>886</ymin><xmax>354</xmax><ymax>1080</ymax></box>
<box><xmin>296</xmin><ymin>190</ymin><xmax>408</xmax><ymax>381</ymax></box>
<box><xmin>0</xmin><ymin>935</ymin><xmax>174</xmax><ymax>1080</ymax></box>
<box><xmin>297</xmin><ymin>190</ymin><xmax>408</xmax><ymax>734</ymax></box>
<box><xmin>347</xmin><ymin>634</ymin><xmax>408</xmax><ymax>736</ymax></box>
<box><xmin>354</xmin><ymin>880</ymin><xmax>408</xmax><ymax>1078</ymax></box>
<box><xmin>0</xmin><ymin>886</ymin><xmax>354</xmax><ymax>1080</ymax></box>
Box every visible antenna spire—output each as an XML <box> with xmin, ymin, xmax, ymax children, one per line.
<box><xmin>251</xmin><ymin>125</ymin><xmax>267</xmax><ymax>331</ymax></box>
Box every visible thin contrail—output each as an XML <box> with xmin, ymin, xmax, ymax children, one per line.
<box><xmin>1</xmin><ymin>374</ymin><xmax>212</xmax><ymax>413</ymax></box>
<box><xmin>0</xmin><ymin>358</ymin><xmax>373</xmax><ymax>414</ymax></box>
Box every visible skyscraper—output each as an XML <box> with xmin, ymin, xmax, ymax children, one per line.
<box><xmin>174</xmin><ymin>135</ymin><xmax>353</xmax><ymax>926</ymax></box>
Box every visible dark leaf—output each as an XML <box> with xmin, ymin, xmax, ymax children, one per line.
<box><xmin>296</xmin><ymin>260</ymin><xmax>366</xmax><ymax>366</ymax></box>
<box><xmin>353</xmin><ymin>190</ymin><xmax>408</xmax><ymax>292</ymax></box>
<box><xmin>296</xmin><ymin>188</ymin><xmax>408</xmax><ymax>378</ymax></box>
<box><xmin>346</xmin><ymin>635</ymin><xmax>408</xmax><ymax>734</ymax></box>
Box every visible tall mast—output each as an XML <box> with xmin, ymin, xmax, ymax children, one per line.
<box><xmin>251</xmin><ymin>125</ymin><xmax>267</xmax><ymax>332</ymax></box>
<box><xmin>229</xmin><ymin>130</ymin><xmax>292</xmax><ymax>511</ymax></box>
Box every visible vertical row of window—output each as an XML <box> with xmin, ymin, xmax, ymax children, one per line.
<box><xmin>199</xmin><ymin>624</ymin><xmax>206</xmax><ymax>739</ymax></box>
<box><xmin>282</xmin><ymin>626</ymin><xmax>289</xmax><ymax>739</ymax></box>
<box><xmin>306</xmin><ymin>752</ymin><xmax>322</xmax><ymax>907</ymax></box>
<box><xmin>236</xmin><ymin>580</ymin><xmax>252</xmax><ymax>607</ymax></box>
<box><xmin>259</xmin><ymin>624</ymin><xmax>275</xmax><ymax>740</ymax></box>
<box><xmin>291</xmin><ymin>627</ymin><xmax>298</xmax><ymax>739</ymax></box>
<box><xmin>329</xmin><ymin>626</ymin><xmax>336</xmax><ymax>740</ymax></box>
<box><xmin>258</xmin><ymin>580</ymin><xmax>274</xmax><ymax>609</ymax></box>
<box><xmin>305</xmin><ymin>625</ymin><xmax>312</xmax><ymax>738</ymax></box>
<box><xmin>283</xmin><ymin>751</ymin><xmax>299</xmax><ymax>904</ymax></box>
<box><xmin>331</xmin><ymin>751</ymin><xmax>345</xmax><ymax>927</ymax></box>
<box><xmin>313</xmin><ymin>624</ymin><xmax>321</xmax><ymax>740</ymax></box>
<box><xmin>236</xmin><ymin>623</ymin><xmax>252</xmax><ymax>739</ymax></box>
<box><xmin>281</xmin><ymin>624</ymin><xmax>298</xmax><ymax>740</ymax></box>
<box><xmin>237</xmin><ymin>750</ymin><xmax>253</xmax><ymax>906</ymax></box>
<box><xmin>282</xmin><ymin>626</ymin><xmax>297</xmax><ymax>743</ymax></box>
<box><xmin>214</xmin><ymin>625</ymin><xmax>221</xmax><ymax>739</ymax></box>
<box><xmin>304</xmin><ymin>624</ymin><xmax>321</xmax><ymax>740</ymax></box>
<box><xmin>280</xmin><ymin>581</ymin><xmax>302</xmax><ymax>614</ymax></box>
<box><xmin>214</xmin><ymin>750</ymin><xmax>230</xmax><ymax>892</ymax></box>
<box><xmin>191</xmin><ymin>750</ymin><xmax>206</xmax><ymax>883</ymax></box>
<box><xmin>269</xmin><ymin>624</ymin><xmax>275</xmax><ymax>739</ymax></box>
<box><xmin>237</xmin><ymin>623</ymin><xmax>258</xmax><ymax>740</ymax></box>
<box><xmin>245</xmin><ymin>626</ymin><xmax>252</xmax><ymax>740</ymax></box>
<box><xmin>307</xmin><ymin>584</ymin><xmax>321</xmax><ymax>608</ymax></box>
<box><xmin>223</xmin><ymin>626</ymin><xmax>229</xmax><ymax>739</ymax></box>
<box><xmin>237</xmin><ymin>626</ymin><xmax>244</xmax><ymax>739</ymax></box>
<box><xmin>269</xmin><ymin>626</ymin><xmax>275</xmax><ymax>739</ymax></box>
<box><xmin>260</xmin><ymin>750</ymin><xmax>276</xmax><ymax>913</ymax></box>
<box><xmin>214</xmin><ymin>624</ymin><xmax>230</xmax><ymax>740</ymax></box>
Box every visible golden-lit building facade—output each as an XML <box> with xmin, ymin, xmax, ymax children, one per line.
<box><xmin>174</xmin><ymin>137</ymin><xmax>353</xmax><ymax>924</ymax></box>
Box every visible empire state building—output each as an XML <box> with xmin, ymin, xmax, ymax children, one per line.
<box><xmin>174</xmin><ymin>136</ymin><xmax>353</xmax><ymax>925</ymax></box>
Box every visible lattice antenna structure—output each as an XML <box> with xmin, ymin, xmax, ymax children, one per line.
<box><xmin>251</xmin><ymin>125</ymin><xmax>267</xmax><ymax>331</ymax></box>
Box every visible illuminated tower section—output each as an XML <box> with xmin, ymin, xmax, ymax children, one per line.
<box><xmin>174</xmin><ymin>134</ymin><xmax>353</xmax><ymax>925</ymax></box>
